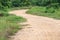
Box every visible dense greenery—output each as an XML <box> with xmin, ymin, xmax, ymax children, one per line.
<box><xmin>0</xmin><ymin>0</ymin><xmax>60</xmax><ymax>13</ymax></box>
<box><xmin>0</xmin><ymin>11</ymin><xmax>26</xmax><ymax>40</ymax></box>
<box><xmin>0</xmin><ymin>15</ymin><xmax>26</xmax><ymax>40</ymax></box>
<box><xmin>0</xmin><ymin>0</ymin><xmax>27</xmax><ymax>40</ymax></box>
<box><xmin>27</xmin><ymin>6</ymin><xmax>60</xmax><ymax>19</ymax></box>
<box><xmin>0</xmin><ymin>0</ymin><xmax>60</xmax><ymax>8</ymax></box>
<box><xmin>0</xmin><ymin>9</ymin><xmax>26</xmax><ymax>40</ymax></box>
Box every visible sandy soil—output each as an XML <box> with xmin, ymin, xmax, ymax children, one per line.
<box><xmin>9</xmin><ymin>9</ymin><xmax>60</xmax><ymax>40</ymax></box>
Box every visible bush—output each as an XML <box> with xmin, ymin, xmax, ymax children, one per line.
<box><xmin>45</xmin><ymin>7</ymin><xmax>55</xmax><ymax>13</ymax></box>
<box><xmin>0</xmin><ymin>11</ymin><xmax>9</xmax><ymax>16</ymax></box>
<box><xmin>0</xmin><ymin>6</ymin><xmax>9</xmax><ymax>17</ymax></box>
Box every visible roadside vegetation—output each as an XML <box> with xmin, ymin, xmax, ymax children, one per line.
<box><xmin>0</xmin><ymin>0</ymin><xmax>27</xmax><ymax>40</ymax></box>
<box><xmin>27</xmin><ymin>6</ymin><xmax>60</xmax><ymax>19</ymax></box>
<box><xmin>0</xmin><ymin>10</ymin><xmax>26</xmax><ymax>40</ymax></box>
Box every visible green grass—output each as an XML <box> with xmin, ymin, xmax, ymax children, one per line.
<box><xmin>0</xmin><ymin>20</ymin><xmax>19</xmax><ymax>40</ymax></box>
<box><xmin>0</xmin><ymin>11</ymin><xmax>26</xmax><ymax>40</ymax></box>
<box><xmin>27</xmin><ymin>6</ymin><xmax>60</xmax><ymax>19</ymax></box>
<box><xmin>0</xmin><ymin>15</ymin><xmax>26</xmax><ymax>23</ymax></box>
<box><xmin>9</xmin><ymin>6</ymin><xmax>32</xmax><ymax>11</ymax></box>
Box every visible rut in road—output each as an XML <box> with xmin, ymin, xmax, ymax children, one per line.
<box><xmin>10</xmin><ymin>9</ymin><xmax>60</xmax><ymax>40</ymax></box>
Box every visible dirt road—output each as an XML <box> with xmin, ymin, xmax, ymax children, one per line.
<box><xmin>10</xmin><ymin>9</ymin><xmax>60</xmax><ymax>40</ymax></box>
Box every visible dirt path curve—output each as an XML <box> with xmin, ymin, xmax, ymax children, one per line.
<box><xmin>10</xmin><ymin>9</ymin><xmax>60</xmax><ymax>40</ymax></box>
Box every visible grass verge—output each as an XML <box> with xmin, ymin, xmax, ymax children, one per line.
<box><xmin>0</xmin><ymin>11</ymin><xmax>26</xmax><ymax>40</ymax></box>
<box><xmin>27</xmin><ymin>6</ymin><xmax>60</xmax><ymax>19</ymax></box>
<box><xmin>9</xmin><ymin>6</ymin><xmax>32</xmax><ymax>11</ymax></box>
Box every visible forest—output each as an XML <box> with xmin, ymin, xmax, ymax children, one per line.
<box><xmin>0</xmin><ymin>0</ymin><xmax>60</xmax><ymax>9</ymax></box>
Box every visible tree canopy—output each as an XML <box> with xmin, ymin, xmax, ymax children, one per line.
<box><xmin>0</xmin><ymin>0</ymin><xmax>60</xmax><ymax>9</ymax></box>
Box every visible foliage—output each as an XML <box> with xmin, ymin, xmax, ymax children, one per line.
<box><xmin>0</xmin><ymin>0</ymin><xmax>60</xmax><ymax>14</ymax></box>
<box><xmin>1</xmin><ymin>15</ymin><xmax>26</xmax><ymax>23</ymax></box>
<box><xmin>27</xmin><ymin>6</ymin><xmax>60</xmax><ymax>19</ymax></box>
<box><xmin>0</xmin><ymin>14</ymin><xmax>26</xmax><ymax>40</ymax></box>
<box><xmin>0</xmin><ymin>0</ymin><xmax>60</xmax><ymax>8</ymax></box>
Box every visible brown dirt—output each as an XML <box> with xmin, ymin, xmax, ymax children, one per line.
<box><xmin>9</xmin><ymin>9</ymin><xmax>60</xmax><ymax>40</ymax></box>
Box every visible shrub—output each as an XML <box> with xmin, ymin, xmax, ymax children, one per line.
<box><xmin>0</xmin><ymin>11</ymin><xmax>9</xmax><ymax>16</ymax></box>
<box><xmin>45</xmin><ymin>7</ymin><xmax>55</xmax><ymax>13</ymax></box>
